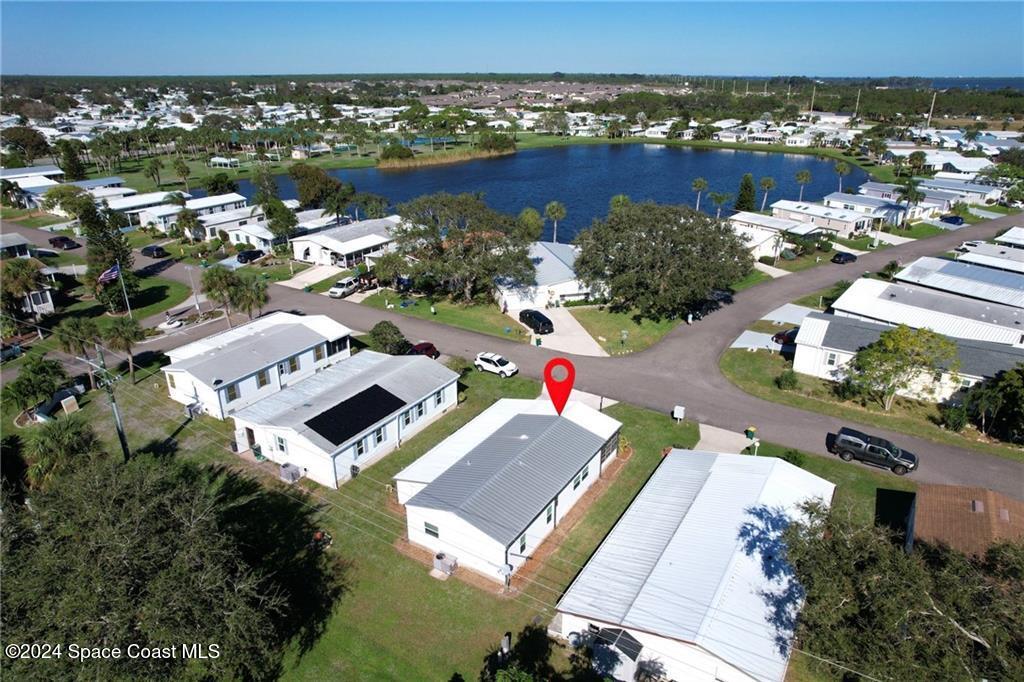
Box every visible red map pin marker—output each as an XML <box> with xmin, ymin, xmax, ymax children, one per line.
<box><xmin>544</xmin><ymin>357</ymin><xmax>575</xmax><ymax>416</ymax></box>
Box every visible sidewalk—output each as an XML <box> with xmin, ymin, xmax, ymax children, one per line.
<box><xmin>753</xmin><ymin>261</ymin><xmax>791</xmax><ymax>278</ymax></box>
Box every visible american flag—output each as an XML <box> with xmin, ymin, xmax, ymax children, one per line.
<box><xmin>97</xmin><ymin>263</ymin><xmax>120</xmax><ymax>284</ymax></box>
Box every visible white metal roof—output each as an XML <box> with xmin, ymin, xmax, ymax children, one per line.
<box><xmin>958</xmin><ymin>243</ymin><xmax>1024</xmax><ymax>275</ymax></box>
<box><xmin>290</xmin><ymin>215</ymin><xmax>399</xmax><ymax>255</ymax></box>
<box><xmin>164</xmin><ymin>312</ymin><xmax>350</xmax><ymax>362</ymax></box>
<box><xmin>729</xmin><ymin>212</ymin><xmax>805</xmax><ymax>233</ymax></box>
<box><xmin>556</xmin><ymin>450</ymin><xmax>834</xmax><ymax>682</ymax></box>
<box><xmin>995</xmin><ymin>227</ymin><xmax>1024</xmax><ymax>248</ymax></box>
<box><xmin>770</xmin><ymin>200</ymin><xmax>863</xmax><ymax>223</ymax></box>
<box><xmin>106</xmin><ymin>191</ymin><xmax>191</xmax><ymax>212</ymax></box>
<box><xmin>895</xmin><ymin>256</ymin><xmax>1024</xmax><ymax>309</ymax></box>
<box><xmin>394</xmin><ymin>398</ymin><xmax>620</xmax><ymax>486</ymax></box>
<box><xmin>186</xmin><ymin>192</ymin><xmax>246</xmax><ymax>211</ymax></box>
<box><xmin>830</xmin><ymin>279</ymin><xmax>1024</xmax><ymax>346</ymax></box>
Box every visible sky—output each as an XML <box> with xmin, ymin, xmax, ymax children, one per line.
<box><xmin>1</xmin><ymin>1</ymin><xmax>1022</xmax><ymax>77</ymax></box>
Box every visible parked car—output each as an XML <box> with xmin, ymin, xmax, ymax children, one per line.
<box><xmin>48</xmin><ymin>235</ymin><xmax>80</xmax><ymax>250</ymax></box>
<box><xmin>519</xmin><ymin>309</ymin><xmax>554</xmax><ymax>334</ymax></box>
<box><xmin>771</xmin><ymin>327</ymin><xmax>799</xmax><ymax>345</ymax></box>
<box><xmin>141</xmin><ymin>244</ymin><xmax>169</xmax><ymax>258</ymax></box>
<box><xmin>408</xmin><ymin>342</ymin><xmax>440</xmax><ymax>359</ymax></box>
<box><xmin>956</xmin><ymin>240</ymin><xmax>982</xmax><ymax>252</ymax></box>
<box><xmin>327</xmin><ymin>277</ymin><xmax>359</xmax><ymax>298</ymax></box>
<box><xmin>474</xmin><ymin>352</ymin><xmax>518</xmax><ymax>378</ymax></box>
<box><xmin>236</xmin><ymin>249</ymin><xmax>265</xmax><ymax>264</ymax></box>
<box><xmin>1</xmin><ymin>342</ymin><xmax>23</xmax><ymax>363</ymax></box>
<box><xmin>940</xmin><ymin>214</ymin><xmax>965</xmax><ymax>226</ymax></box>
<box><xmin>826</xmin><ymin>427</ymin><xmax>919</xmax><ymax>475</ymax></box>
<box><xmin>831</xmin><ymin>252</ymin><xmax>857</xmax><ymax>264</ymax></box>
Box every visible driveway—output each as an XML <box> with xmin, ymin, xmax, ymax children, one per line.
<box><xmin>513</xmin><ymin>307</ymin><xmax>608</xmax><ymax>357</ymax></box>
<box><xmin>278</xmin><ymin>264</ymin><xmax>342</xmax><ymax>290</ymax></box>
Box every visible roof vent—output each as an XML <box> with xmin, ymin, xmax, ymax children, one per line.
<box><xmin>518</xmin><ymin>434</ymin><xmax>529</xmax><ymax>440</ymax></box>
<box><xmin>213</xmin><ymin>379</ymin><xmax>223</xmax><ymax>386</ymax></box>
<box><xmin>971</xmin><ymin>499</ymin><xmax>985</xmax><ymax>513</ymax></box>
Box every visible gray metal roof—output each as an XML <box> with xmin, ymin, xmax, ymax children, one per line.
<box><xmin>0</xmin><ymin>233</ymin><xmax>31</xmax><ymax>249</ymax></box>
<box><xmin>165</xmin><ymin>324</ymin><xmax>326</xmax><ymax>386</ymax></box>
<box><xmin>0</xmin><ymin>165</ymin><xmax>63</xmax><ymax>179</ymax></box>
<box><xmin>556</xmin><ymin>450</ymin><xmax>835</xmax><ymax>682</ymax></box>
<box><xmin>806</xmin><ymin>311</ymin><xmax>1024</xmax><ymax>378</ymax></box>
<box><xmin>895</xmin><ymin>257</ymin><xmax>1024</xmax><ymax>309</ymax></box>
<box><xmin>407</xmin><ymin>414</ymin><xmax>606</xmax><ymax>546</ymax></box>
<box><xmin>69</xmin><ymin>176</ymin><xmax>124</xmax><ymax>190</ymax></box>
<box><xmin>823</xmin><ymin>192</ymin><xmax>903</xmax><ymax>211</ymax></box>
<box><xmin>233</xmin><ymin>351</ymin><xmax>458</xmax><ymax>454</ymax></box>
<box><xmin>530</xmin><ymin>241</ymin><xmax>579</xmax><ymax>287</ymax></box>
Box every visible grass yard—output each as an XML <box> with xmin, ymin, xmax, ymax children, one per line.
<box><xmin>124</xmin><ymin>229</ymin><xmax>166</xmax><ymax>250</ymax></box>
<box><xmin>979</xmin><ymin>204</ymin><xmax>1021</xmax><ymax>216</ymax></box>
<box><xmin>569</xmin><ymin>306</ymin><xmax>680</xmax><ymax>354</ymax></box>
<box><xmin>792</xmin><ymin>281</ymin><xmax>854</xmax><ymax>310</ymax></box>
<box><xmin>731</xmin><ymin>269</ymin><xmax>772</xmax><ymax>292</ymax></box>
<box><xmin>774</xmin><ymin>249</ymin><xmax>841</xmax><ymax>273</ymax></box>
<box><xmin>17</xmin><ymin>214</ymin><xmax>65</xmax><ymax>228</ymax></box>
<box><xmin>900</xmin><ymin>222</ymin><xmax>947</xmax><ymax>239</ymax></box>
<box><xmin>1</xmin><ymin>205</ymin><xmax>34</xmax><ymax>220</ymax></box>
<box><xmin>361</xmin><ymin>291</ymin><xmax>529</xmax><ymax>343</ymax></box>
<box><xmin>720</xmin><ymin>348</ymin><xmax>1024</xmax><ymax>463</ymax></box>
<box><xmin>746</xmin><ymin>319</ymin><xmax>794</xmax><ymax>335</ymax></box>
<box><xmin>833</xmin><ymin>235</ymin><xmax>888</xmax><ymax>251</ymax></box>
<box><xmin>237</xmin><ymin>260</ymin><xmax>310</xmax><ymax>283</ymax></box>
<box><xmin>36</xmin><ymin>249</ymin><xmax>86</xmax><ymax>268</ymax></box>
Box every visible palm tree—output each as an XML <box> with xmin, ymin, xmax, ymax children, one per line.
<box><xmin>544</xmin><ymin>201</ymin><xmax>567</xmax><ymax>243</ymax></box>
<box><xmin>2</xmin><ymin>258</ymin><xmax>45</xmax><ymax>320</ymax></box>
<box><xmin>1</xmin><ymin>353</ymin><xmax>67</xmax><ymax>418</ymax></box>
<box><xmin>144</xmin><ymin>157</ymin><xmax>164</xmax><ymax>188</ymax></box>
<box><xmin>709</xmin><ymin>192</ymin><xmax>732</xmax><ymax>219</ymax></box>
<box><xmin>105</xmin><ymin>316</ymin><xmax>144</xmax><ymax>383</ymax></box>
<box><xmin>772</xmin><ymin>232</ymin><xmax>786</xmax><ymax>267</ymax></box>
<box><xmin>202</xmin><ymin>265</ymin><xmax>241</xmax><ymax>328</ymax></box>
<box><xmin>892</xmin><ymin>156</ymin><xmax>906</xmax><ymax>178</ymax></box>
<box><xmin>759</xmin><ymin>176</ymin><xmax>776</xmax><ymax>211</ymax></box>
<box><xmin>691</xmin><ymin>177</ymin><xmax>708</xmax><ymax>211</ymax></box>
<box><xmin>881</xmin><ymin>260</ymin><xmax>901</xmax><ymax>281</ymax></box>
<box><xmin>167</xmin><ymin>191</ymin><xmax>188</xmax><ymax>207</ymax></box>
<box><xmin>323</xmin><ymin>184</ymin><xmax>352</xmax><ymax>226</ymax></box>
<box><xmin>230</xmin><ymin>277</ymin><xmax>269</xmax><ymax>320</ymax></box>
<box><xmin>173</xmin><ymin>157</ymin><xmax>191</xmax><ymax>192</ymax></box>
<box><xmin>26</xmin><ymin>414</ymin><xmax>102</xmax><ymax>490</ymax></box>
<box><xmin>54</xmin><ymin>317</ymin><xmax>100</xmax><ymax>389</ymax></box>
<box><xmin>834</xmin><ymin>161</ymin><xmax>851</xmax><ymax>192</ymax></box>
<box><xmin>895</xmin><ymin>179</ymin><xmax>925</xmax><ymax>229</ymax></box>
<box><xmin>795</xmin><ymin>170</ymin><xmax>812</xmax><ymax>201</ymax></box>
<box><xmin>176</xmin><ymin>208</ymin><xmax>201</xmax><ymax>244</ymax></box>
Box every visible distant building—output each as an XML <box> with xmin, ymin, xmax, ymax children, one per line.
<box><xmin>770</xmin><ymin>200</ymin><xmax>871</xmax><ymax>238</ymax></box>
<box><xmin>822</xmin><ymin>191</ymin><xmax>909</xmax><ymax>225</ymax></box>
<box><xmin>289</xmin><ymin>215</ymin><xmax>400</xmax><ymax>268</ymax></box>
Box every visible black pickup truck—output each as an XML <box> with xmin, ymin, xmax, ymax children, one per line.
<box><xmin>826</xmin><ymin>427</ymin><xmax>919</xmax><ymax>476</ymax></box>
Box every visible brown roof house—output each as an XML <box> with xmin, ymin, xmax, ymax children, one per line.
<box><xmin>913</xmin><ymin>484</ymin><xmax>1024</xmax><ymax>556</ymax></box>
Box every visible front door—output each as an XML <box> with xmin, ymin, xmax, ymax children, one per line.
<box><xmin>245</xmin><ymin>428</ymin><xmax>256</xmax><ymax>448</ymax></box>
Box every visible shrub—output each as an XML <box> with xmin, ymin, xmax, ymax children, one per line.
<box><xmin>940</xmin><ymin>403</ymin><xmax>968</xmax><ymax>432</ymax></box>
<box><xmin>758</xmin><ymin>255</ymin><xmax>775</xmax><ymax>265</ymax></box>
<box><xmin>775</xmin><ymin>369</ymin><xmax>799</xmax><ymax>390</ymax></box>
<box><xmin>816</xmin><ymin>238</ymin><xmax>833</xmax><ymax>252</ymax></box>
<box><xmin>380</xmin><ymin>143</ymin><xmax>414</xmax><ymax>161</ymax></box>
<box><xmin>833</xmin><ymin>377</ymin><xmax>861</xmax><ymax>401</ymax></box>
<box><xmin>780</xmin><ymin>448</ymin><xmax>806</xmax><ymax>468</ymax></box>
<box><xmin>368</xmin><ymin>320</ymin><xmax>410</xmax><ymax>355</ymax></box>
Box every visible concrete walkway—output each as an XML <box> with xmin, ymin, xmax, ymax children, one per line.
<box><xmin>729</xmin><ymin>330</ymin><xmax>779</xmax><ymax>351</ymax></box>
<box><xmin>513</xmin><ymin>307</ymin><xmax>608</xmax><ymax>357</ymax></box>
<box><xmin>969</xmin><ymin>207</ymin><xmax>1002</xmax><ymax>220</ymax></box>
<box><xmin>278</xmin><ymin>264</ymin><xmax>342</xmax><ymax>290</ymax></box>
<box><xmin>696</xmin><ymin>424</ymin><xmax>754</xmax><ymax>454</ymax></box>
<box><xmin>753</xmin><ymin>261</ymin><xmax>791</xmax><ymax>278</ymax></box>
<box><xmin>761</xmin><ymin>303</ymin><xmax>816</xmax><ymax>325</ymax></box>
<box><xmin>874</xmin><ymin>232</ymin><xmax>916</xmax><ymax>246</ymax></box>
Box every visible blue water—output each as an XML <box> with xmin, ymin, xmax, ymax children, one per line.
<box><xmin>930</xmin><ymin>77</ymin><xmax>1023</xmax><ymax>91</ymax></box>
<box><xmin>219</xmin><ymin>144</ymin><xmax>869</xmax><ymax>242</ymax></box>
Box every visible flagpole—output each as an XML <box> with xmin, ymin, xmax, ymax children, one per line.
<box><xmin>117</xmin><ymin>259</ymin><xmax>133</xmax><ymax>319</ymax></box>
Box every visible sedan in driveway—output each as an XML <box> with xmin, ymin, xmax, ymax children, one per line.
<box><xmin>236</xmin><ymin>249</ymin><xmax>265</xmax><ymax>264</ymax></box>
<box><xmin>831</xmin><ymin>252</ymin><xmax>857</xmax><ymax>264</ymax></box>
<box><xmin>940</xmin><ymin>214</ymin><xmax>965</xmax><ymax>226</ymax></box>
<box><xmin>771</xmin><ymin>327</ymin><xmax>799</xmax><ymax>345</ymax></box>
<box><xmin>408</xmin><ymin>342</ymin><xmax>440</xmax><ymax>359</ymax></box>
<box><xmin>141</xmin><ymin>245</ymin><xmax>169</xmax><ymax>258</ymax></box>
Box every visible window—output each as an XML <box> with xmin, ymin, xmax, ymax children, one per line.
<box><xmin>225</xmin><ymin>383</ymin><xmax>239</xmax><ymax>402</ymax></box>
<box><xmin>402</xmin><ymin>411</ymin><xmax>412</xmax><ymax>427</ymax></box>
<box><xmin>826</xmin><ymin>353</ymin><xmax>837</xmax><ymax>367</ymax></box>
<box><xmin>374</xmin><ymin>426</ymin><xmax>385</xmax><ymax>445</ymax></box>
<box><xmin>167</xmin><ymin>373</ymin><xmax>176</xmax><ymax>390</ymax></box>
<box><xmin>434</xmin><ymin>389</ymin><xmax>444</xmax><ymax>407</ymax></box>
<box><xmin>572</xmin><ymin>472</ymin><xmax>582</xmax><ymax>490</ymax></box>
<box><xmin>314</xmin><ymin>345</ymin><xmax>326</xmax><ymax>362</ymax></box>
<box><xmin>932</xmin><ymin>371</ymin><xmax>943</xmax><ymax>384</ymax></box>
<box><xmin>546</xmin><ymin>503</ymin><xmax>554</xmax><ymax>524</ymax></box>
<box><xmin>275</xmin><ymin>435</ymin><xmax>287</xmax><ymax>452</ymax></box>
<box><xmin>256</xmin><ymin>369</ymin><xmax>270</xmax><ymax>388</ymax></box>
<box><xmin>416</xmin><ymin>401</ymin><xmax>425</xmax><ymax>419</ymax></box>
<box><xmin>424</xmin><ymin>522</ymin><xmax>439</xmax><ymax>538</ymax></box>
<box><xmin>960</xmin><ymin>378</ymin><xmax>973</xmax><ymax>389</ymax></box>
<box><xmin>288</xmin><ymin>356</ymin><xmax>300</xmax><ymax>373</ymax></box>
<box><xmin>519</xmin><ymin>535</ymin><xmax>527</xmax><ymax>554</ymax></box>
<box><xmin>328</xmin><ymin>338</ymin><xmax>347</xmax><ymax>356</ymax></box>
<box><xmin>355</xmin><ymin>439</ymin><xmax>366</xmax><ymax>458</ymax></box>
<box><xmin>580</xmin><ymin>464</ymin><xmax>589</xmax><ymax>481</ymax></box>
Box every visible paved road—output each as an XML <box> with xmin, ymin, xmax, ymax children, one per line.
<box><xmin>4</xmin><ymin>214</ymin><xmax>1023</xmax><ymax>497</ymax></box>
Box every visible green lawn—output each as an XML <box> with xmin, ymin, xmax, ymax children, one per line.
<box><xmin>747</xmin><ymin>319</ymin><xmax>793</xmax><ymax>335</ymax></box>
<box><xmin>731</xmin><ymin>269</ymin><xmax>772</xmax><ymax>292</ymax></box>
<box><xmin>124</xmin><ymin>229</ymin><xmax>165</xmax><ymax>250</ymax></box>
<box><xmin>834</xmin><ymin>235</ymin><xmax>888</xmax><ymax>251</ymax></box>
<box><xmin>361</xmin><ymin>291</ymin><xmax>528</xmax><ymax>343</ymax></box>
<box><xmin>775</xmin><ymin>249</ymin><xmax>841</xmax><ymax>273</ymax></box>
<box><xmin>792</xmin><ymin>281</ymin><xmax>854</xmax><ymax>310</ymax></box>
<box><xmin>17</xmin><ymin>214</ymin><xmax>65</xmax><ymax>228</ymax></box>
<box><xmin>569</xmin><ymin>306</ymin><xmax>680</xmax><ymax>354</ymax></box>
<box><xmin>900</xmin><ymin>222</ymin><xmax>946</xmax><ymax>239</ymax></box>
<box><xmin>720</xmin><ymin>348</ymin><xmax>1024</xmax><ymax>463</ymax></box>
<box><xmin>979</xmin><ymin>204</ymin><xmax>1022</xmax><ymax>216</ymax></box>
<box><xmin>237</xmin><ymin>260</ymin><xmax>310</xmax><ymax>283</ymax></box>
<box><xmin>36</xmin><ymin>250</ymin><xmax>86</xmax><ymax>268</ymax></box>
<box><xmin>1</xmin><ymin>205</ymin><xmax>34</xmax><ymax>220</ymax></box>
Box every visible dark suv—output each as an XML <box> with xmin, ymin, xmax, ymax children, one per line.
<box><xmin>826</xmin><ymin>427</ymin><xmax>919</xmax><ymax>475</ymax></box>
<box><xmin>48</xmin><ymin>235</ymin><xmax>80</xmax><ymax>250</ymax></box>
<box><xmin>519</xmin><ymin>309</ymin><xmax>554</xmax><ymax>334</ymax></box>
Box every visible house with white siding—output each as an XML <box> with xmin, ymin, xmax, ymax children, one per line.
<box><xmin>550</xmin><ymin>450</ymin><xmax>834</xmax><ymax>682</ymax></box>
<box><xmin>161</xmin><ymin>312</ymin><xmax>352</xmax><ymax>419</ymax></box>
<box><xmin>290</xmin><ymin>215</ymin><xmax>399</xmax><ymax>268</ymax></box>
<box><xmin>770</xmin><ymin>200</ymin><xmax>871</xmax><ymax>238</ymax></box>
<box><xmin>495</xmin><ymin>241</ymin><xmax>593</xmax><ymax>310</ymax></box>
<box><xmin>232</xmin><ymin>351</ymin><xmax>459</xmax><ymax>489</ymax></box>
<box><xmin>138</xmin><ymin>192</ymin><xmax>247</xmax><ymax>234</ymax></box>
<box><xmin>395</xmin><ymin>399</ymin><xmax>621</xmax><ymax>582</ymax></box>
<box><xmin>727</xmin><ymin>212</ymin><xmax>804</xmax><ymax>260</ymax></box>
<box><xmin>822</xmin><ymin>191</ymin><xmax>909</xmax><ymax>226</ymax></box>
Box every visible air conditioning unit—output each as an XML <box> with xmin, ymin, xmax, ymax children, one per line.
<box><xmin>350</xmin><ymin>464</ymin><xmax>360</xmax><ymax>478</ymax></box>
<box><xmin>433</xmin><ymin>552</ymin><xmax>457</xmax><ymax>575</ymax></box>
<box><xmin>279</xmin><ymin>463</ymin><xmax>301</xmax><ymax>484</ymax></box>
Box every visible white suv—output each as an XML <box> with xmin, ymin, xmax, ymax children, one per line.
<box><xmin>474</xmin><ymin>352</ymin><xmax>518</xmax><ymax>378</ymax></box>
<box><xmin>328</xmin><ymin>277</ymin><xmax>358</xmax><ymax>298</ymax></box>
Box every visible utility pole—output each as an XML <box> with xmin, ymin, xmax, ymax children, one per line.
<box><xmin>854</xmin><ymin>88</ymin><xmax>861</xmax><ymax>119</ymax></box>
<box><xmin>763</xmin><ymin>80</ymin><xmax>767</xmax><ymax>96</ymax></box>
<box><xmin>926</xmin><ymin>91</ymin><xmax>937</xmax><ymax>129</ymax></box>
<box><xmin>80</xmin><ymin>344</ymin><xmax>131</xmax><ymax>463</ymax></box>
<box><xmin>809</xmin><ymin>85</ymin><xmax>816</xmax><ymax>114</ymax></box>
<box><xmin>745</xmin><ymin>81</ymin><xmax>749</xmax><ymax>96</ymax></box>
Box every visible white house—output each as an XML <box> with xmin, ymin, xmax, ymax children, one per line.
<box><xmin>290</xmin><ymin>215</ymin><xmax>399</xmax><ymax>267</ymax></box>
<box><xmin>138</xmin><ymin>192</ymin><xmax>247</xmax><ymax>234</ymax></box>
<box><xmin>197</xmin><ymin>200</ymin><xmax>299</xmax><ymax>240</ymax></box>
<box><xmin>822</xmin><ymin>191</ymin><xmax>908</xmax><ymax>226</ymax></box>
<box><xmin>793</xmin><ymin>312</ymin><xmax>1024</xmax><ymax>401</ymax></box>
<box><xmin>495</xmin><ymin>241</ymin><xmax>594</xmax><ymax>310</ymax></box>
<box><xmin>0</xmin><ymin>233</ymin><xmax>32</xmax><ymax>258</ymax></box>
<box><xmin>551</xmin><ymin>450</ymin><xmax>835</xmax><ymax>682</ymax></box>
<box><xmin>957</xmin><ymin>242</ymin><xmax>1024</xmax><ymax>275</ymax></box>
<box><xmin>0</xmin><ymin>165</ymin><xmax>65</xmax><ymax>184</ymax></box>
<box><xmin>914</xmin><ymin>177</ymin><xmax>1002</xmax><ymax>204</ymax></box>
<box><xmin>232</xmin><ymin>351</ymin><xmax>459</xmax><ymax>489</ymax></box>
<box><xmin>770</xmin><ymin>200</ymin><xmax>871</xmax><ymax>238</ymax></box>
<box><xmin>830</xmin><ymin>279</ymin><xmax>1024</xmax><ymax>348</ymax></box>
<box><xmin>106</xmin><ymin>191</ymin><xmax>192</xmax><ymax>222</ymax></box>
<box><xmin>395</xmin><ymin>398</ymin><xmax>621</xmax><ymax>582</ymax></box>
<box><xmin>858</xmin><ymin>181</ymin><xmax>954</xmax><ymax>215</ymax></box>
<box><xmin>727</xmin><ymin>212</ymin><xmax>804</xmax><ymax>260</ymax></box>
<box><xmin>994</xmin><ymin>227</ymin><xmax>1024</xmax><ymax>250</ymax></box>
<box><xmin>162</xmin><ymin>312</ymin><xmax>352</xmax><ymax>419</ymax></box>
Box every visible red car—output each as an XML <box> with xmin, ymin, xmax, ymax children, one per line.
<box><xmin>407</xmin><ymin>342</ymin><xmax>440</xmax><ymax>359</ymax></box>
<box><xmin>772</xmin><ymin>327</ymin><xmax>799</xmax><ymax>345</ymax></box>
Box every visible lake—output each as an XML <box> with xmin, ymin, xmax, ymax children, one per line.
<box><xmin>223</xmin><ymin>144</ymin><xmax>869</xmax><ymax>242</ymax></box>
